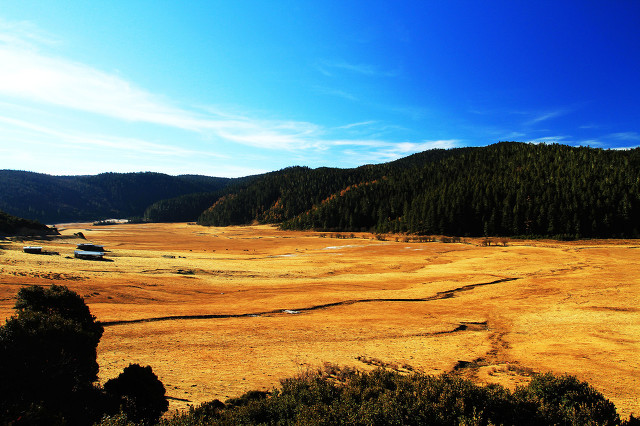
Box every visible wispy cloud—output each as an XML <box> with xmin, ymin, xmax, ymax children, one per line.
<box><xmin>579</xmin><ymin>124</ymin><xmax>599</xmax><ymax>130</ymax></box>
<box><xmin>0</xmin><ymin>19</ymin><xmax>59</xmax><ymax>49</ymax></box>
<box><xmin>0</xmin><ymin>115</ymin><xmax>228</xmax><ymax>158</ymax></box>
<box><xmin>611</xmin><ymin>146</ymin><xmax>639</xmax><ymax>151</ymax></box>
<box><xmin>395</xmin><ymin>140</ymin><xmax>460</xmax><ymax>152</ymax></box>
<box><xmin>526</xmin><ymin>135</ymin><xmax>568</xmax><ymax>144</ymax></box>
<box><xmin>501</xmin><ymin>131</ymin><xmax>527</xmax><ymax>140</ymax></box>
<box><xmin>315</xmin><ymin>84</ymin><xmax>428</xmax><ymax>122</ymax></box>
<box><xmin>330</xmin><ymin>139</ymin><xmax>461</xmax><ymax>165</ymax></box>
<box><xmin>608</xmin><ymin>132</ymin><xmax>640</xmax><ymax>141</ymax></box>
<box><xmin>313</xmin><ymin>86</ymin><xmax>359</xmax><ymax>102</ymax></box>
<box><xmin>0</xmin><ymin>27</ymin><xmax>335</xmax><ymax>152</ymax></box>
<box><xmin>0</xmin><ymin>20</ymin><xmax>455</xmax><ymax>174</ymax></box>
<box><xmin>523</xmin><ymin>133</ymin><xmax>639</xmax><ymax>150</ymax></box>
<box><xmin>337</xmin><ymin>140</ymin><xmax>460</xmax><ymax>166</ymax></box>
<box><xmin>524</xmin><ymin>109</ymin><xmax>569</xmax><ymax>126</ymax></box>
<box><xmin>335</xmin><ymin>121</ymin><xmax>377</xmax><ymax>130</ymax></box>
<box><xmin>317</xmin><ymin>59</ymin><xmax>398</xmax><ymax>78</ymax></box>
<box><xmin>577</xmin><ymin>139</ymin><xmax>604</xmax><ymax>147</ymax></box>
<box><xmin>1</xmin><ymin>23</ymin><xmax>405</xmax><ymax>155</ymax></box>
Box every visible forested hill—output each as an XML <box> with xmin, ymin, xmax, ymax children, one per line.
<box><xmin>142</xmin><ymin>174</ymin><xmax>261</xmax><ymax>222</ymax></box>
<box><xmin>0</xmin><ymin>171</ymin><xmax>231</xmax><ymax>223</ymax></box>
<box><xmin>0</xmin><ymin>210</ymin><xmax>58</xmax><ymax>236</ymax></box>
<box><xmin>199</xmin><ymin>143</ymin><xmax>640</xmax><ymax>238</ymax></box>
<box><xmin>195</xmin><ymin>148</ymin><xmax>465</xmax><ymax>227</ymax></box>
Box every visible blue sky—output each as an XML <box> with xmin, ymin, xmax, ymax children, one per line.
<box><xmin>0</xmin><ymin>1</ymin><xmax>638</xmax><ymax>177</ymax></box>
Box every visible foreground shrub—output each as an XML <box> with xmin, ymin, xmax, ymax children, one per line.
<box><xmin>0</xmin><ymin>285</ymin><xmax>167</xmax><ymax>425</ymax></box>
<box><xmin>0</xmin><ymin>286</ymin><xmax>106</xmax><ymax>425</ymax></box>
<box><xmin>513</xmin><ymin>372</ymin><xmax>621</xmax><ymax>425</ymax></box>
<box><xmin>105</xmin><ymin>363</ymin><xmax>169</xmax><ymax>425</ymax></box>
<box><xmin>14</xmin><ymin>284</ymin><xmax>104</xmax><ymax>343</ymax></box>
<box><xmin>163</xmin><ymin>366</ymin><xmax>633</xmax><ymax>426</ymax></box>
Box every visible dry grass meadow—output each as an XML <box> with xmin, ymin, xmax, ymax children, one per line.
<box><xmin>1</xmin><ymin>222</ymin><xmax>638</xmax><ymax>417</ymax></box>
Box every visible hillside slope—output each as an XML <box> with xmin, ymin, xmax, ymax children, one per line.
<box><xmin>197</xmin><ymin>148</ymin><xmax>462</xmax><ymax>227</ymax></box>
<box><xmin>199</xmin><ymin>143</ymin><xmax>640</xmax><ymax>238</ymax></box>
<box><xmin>0</xmin><ymin>171</ymin><xmax>231</xmax><ymax>223</ymax></box>
<box><xmin>4</xmin><ymin>143</ymin><xmax>639</xmax><ymax>238</ymax></box>
<box><xmin>0</xmin><ymin>210</ymin><xmax>58</xmax><ymax>236</ymax></box>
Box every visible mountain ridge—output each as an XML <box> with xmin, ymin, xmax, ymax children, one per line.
<box><xmin>2</xmin><ymin>142</ymin><xmax>640</xmax><ymax>238</ymax></box>
<box><xmin>0</xmin><ymin>171</ymin><xmax>231</xmax><ymax>223</ymax></box>
<box><xmin>199</xmin><ymin>142</ymin><xmax>640</xmax><ymax>238</ymax></box>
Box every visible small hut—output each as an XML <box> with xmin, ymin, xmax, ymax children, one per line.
<box><xmin>76</xmin><ymin>243</ymin><xmax>105</xmax><ymax>252</ymax></box>
<box><xmin>74</xmin><ymin>243</ymin><xmax>106</xmax><ymax>260</ymax></box>
<box><xmin>74</xmin><ymin>250</ymin><xmax>105</xmax><ymax>260</ymax></box>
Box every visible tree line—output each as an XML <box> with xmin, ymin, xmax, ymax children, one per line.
<box><xmin>6</xmin><ymin>142</ymin><xmax>639</xmax><ymax>238</ymax></box>
<box><xmin>0</xmin><ymin>171</ymin><xmax>231</xmax><ymax>223</ymax></box>
<box><xmin>198</xmin><ymin>143</ymin><xmax>640</xmax><ymax>239</ymax></box>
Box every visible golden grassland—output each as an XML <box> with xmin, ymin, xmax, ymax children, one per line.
<box><xmin>0</xmin><ymin>223</ymin><xmax>638</xmax><ymax>417</ymax></box>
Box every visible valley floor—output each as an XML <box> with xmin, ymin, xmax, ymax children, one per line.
<box><xmin>0</xmin><ymin>223</ymin><xmax>638</xmax><ymax>417</ymax></box>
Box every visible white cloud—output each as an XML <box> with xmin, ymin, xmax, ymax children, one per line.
<box><xmin>611</xmin><ymin>146</ymin><xmax>639</xmax><ymax>151</ymax></box>
<box><xmin>578</xmin><ymin>139</ymin><xmax>604</xmax><ymax>147</ymax></box>
<box><xmin>525</xmin><ymin>109</ymin><xmax>568</xmax><ymax>126</ymax></box>
<box><xmin>394</xmin><ymin>140</ymin><xmax>460</xmax><ymax>153</ymax></box>
<box><xmin>332</xmin><ymin>139</ymin><xmax>461</xmax><ymax>165</ymax></box>
<box><xmin>336</xmin><ymin>121</ymin><xmax>377</xmax><ymax>130</ymax></box>
<box><xmin>608</xmin><ymin>132</ymin><xmax>640</xmax><ymax>141</ymax></box>
<box><xmin>317</xmin><ymin>59</ymin><xmax>398</xmax><ymax>78</ymax></box>
<box><xmin>0</xmin><ymin>115</ymin><xmax>227</xmax><ymax>158</ymax></box>
<box><xmin>526</xmin><ymin>136</ymin><xmax>567</xmax><ymax>144</ymax></box>
<box><xmin>501</xmin><ymin>131</ymin><xmax>526</xmax><ymax>140</ymax></box>
<box><xmin>0</xmin><ymin>47</ymin><xmax>205</xmax><ymax>130</ymax></box>
<box><xmin>313</xmin><ymin>86</ymin><xmax>359</xmax><ymax>101</ymax></box>
<box><xmin>0</xmin><ymin>27</ymin><xmax>384</xmax><ymax>155</ymax></box>
<box><xmin>0</xmin><ymin>23</ymin><xmax>333</xmax><ymax>152</ymax></box>
<box><xmin>0</xmin><ymin>19</ymin><xmax>59</xmax><ymax>49</ymax></box>
<box><xmin>0</xmin><ymin>20</ymin><xmax>461</xmax><ymax>174</ymax></box>
<box><xmin>380</xmin><ymin>140</ymin><xmax>460</xmax><ymax>162</ymax></box>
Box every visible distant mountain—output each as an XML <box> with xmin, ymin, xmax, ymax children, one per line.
<box><xmin>198</xmin><ymin>143</ymin><xmax>640</xmax><ymax>238</ymax></box>
<box><xmin>142</xmin><ymin>175</ymin><xmax>259</xmax><ymax>222</ymax></box>
<box><xmin>196</xmin><ymin>148</ymin><xmax>464</xmax><ymax>228</ymax></box>
<box><xmin>4</xmin><ymin>143</ymin><xmax>640</xmax><ymax>238</ymax></box>
<box><xmin>0</xmin><ymin>210</ymin><xmax>58</xmax><ymax>236</ymax></box>
<box><xmin>0</xmin><ymin>171</ymin><xmax>231</xmax><ymax>223</ymax></box>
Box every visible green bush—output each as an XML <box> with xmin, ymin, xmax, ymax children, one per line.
<box><xmin>0</xmin><ymin>285</ymin><xmax>166</xmax><ymax>426</ymax></box>
<box><xmin>14</xmin><ymin>284</ymin><xmax>104</xmax><ymax>343</ymax></box>
<box><xmin>512</xmin><ymin>373</ymin><xmax>620</xmax><ymax>425</ymax></box>
<box><xmin>0</xmin><ymin>286</ymin><xmax>106</xmax><ymax>425</ymax></box>
<box><xmin>104</xmin><ymin>363</ymin><xmax>169</xmax><ymax>425</ymax></box>
<box><xmin>162</xmin><ymin>366</ymin><xmax>632</xmax><ymax>426</ymax></box>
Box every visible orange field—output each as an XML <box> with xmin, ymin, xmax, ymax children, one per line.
<box><xmin>1</xmin><ymin>223</ymin><xmax>638</xmax><ymax>417</ymax></box>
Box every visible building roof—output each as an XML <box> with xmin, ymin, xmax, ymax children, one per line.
<box><xmin>74</xmin><ymin>250</ymin><xmax>105</xmax><ymax>256</ymax></box>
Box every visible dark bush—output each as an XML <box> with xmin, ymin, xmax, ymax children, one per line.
<box><xmin>513</xmin><ymin>372</ymin><xmax>621</xmax><ymax>425</ymax></box>
<box><xmin>0</xmin><ymin>309</ymin><xmax>105</xmax><ymax>424</ymax></box>
<box><xmin>14</xmin><ymin>284</ymin><xmax>104</xmax><ymax>343</ymax></box>
<box><xmin>0</xmin><ymin>285</ymin><xmax>167</xmax><ymax>425</ymax></box>
<box><xmin>162</xmin><ymin>367</ymin><xmax>631</xmax><ymax>426</ymax></box>
<box><xmin>104</xmin><ymin>363</ymin><xmax>169</xmax><ymax>425</ymax></box>
<box><xmin>623</xmin><ymin>415</ymin><xmax>640</xmax><ymax>426</ymax></box>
